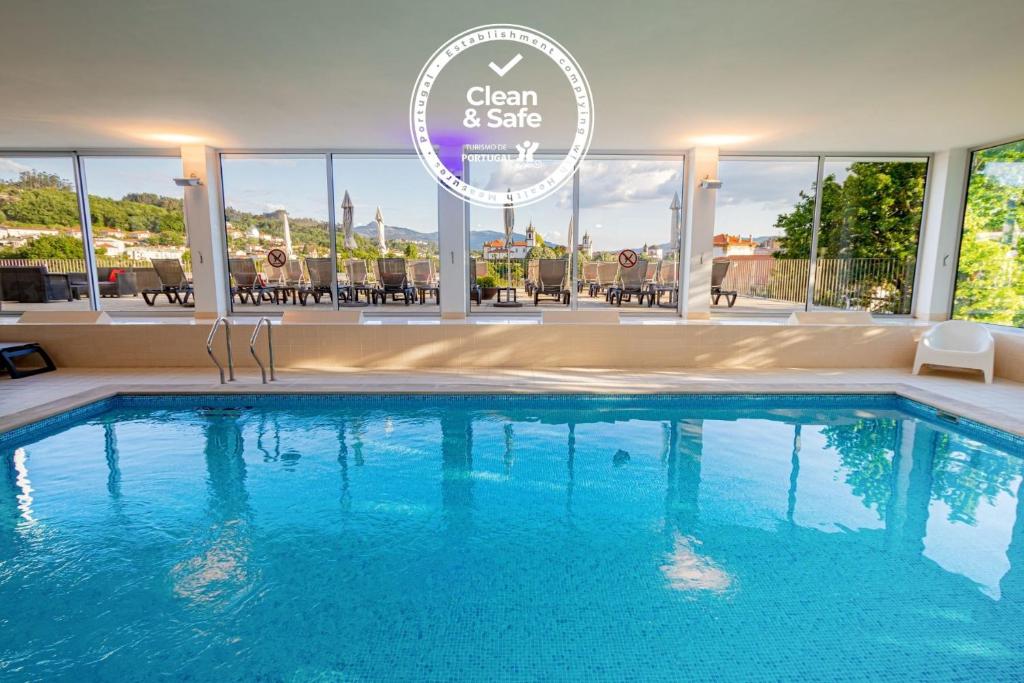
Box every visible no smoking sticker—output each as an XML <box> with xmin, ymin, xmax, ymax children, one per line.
<box><xmin>267</xmin><ymin>249</ymin><xmax>288</xmax><ymax>268</ymax></box>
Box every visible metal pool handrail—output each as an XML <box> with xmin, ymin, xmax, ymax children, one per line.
<box><xmin>206</xmin><ymin>317</ymin><xmax>235</xmax><ymax>384</ymax></box>
<box><xmin>249</xmin><ymin>317</ymin><xmax>277</xmax><ymax>384</ymax></box>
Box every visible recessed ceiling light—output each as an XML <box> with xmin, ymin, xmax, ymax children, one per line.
<box><xmin>689</xmin><ymin>134</ymin><xmax>754</xmax><ymax>147</ymax></box>
<box><xmin>144</xmin><ymin>132</ymin><xmax>205</xmax><ymax>144</ymax></box>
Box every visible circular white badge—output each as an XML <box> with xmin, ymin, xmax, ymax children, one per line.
<box><xmin>410</xmin><ymin>24</ymin><xmax>594</xmax><ymax>208</ymax></box>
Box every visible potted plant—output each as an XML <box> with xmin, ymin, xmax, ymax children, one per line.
<box><xmin>477</xmin><ymin>275</ymin><xmax>500</xmax><ymax>300</ymax></box>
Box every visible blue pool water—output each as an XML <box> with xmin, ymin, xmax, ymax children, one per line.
<box><xmin>1</xmin><ymin>394</ymin><xmax>1023</xmax><ymax>681</ymax></box>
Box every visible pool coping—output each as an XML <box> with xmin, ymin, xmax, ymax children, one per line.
<box><xmin>1</xmin><ymin>379</ymin><xmax>1021</xmax><ymax>442</ymax></box>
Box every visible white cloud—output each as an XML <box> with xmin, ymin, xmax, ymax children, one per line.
<box><xmin>0</xmin><ymin>158</ymin><xmax>31</xmax><ymax>178</ymax></box>
<box><xmin>576</xmin><ymin>160</ymin><xmax>683</xmax><ymax>209</ymax></box>
<box><xmin>479</xmin><ymin>159</ymin><xmax>685</xmax><ymax>213</ymax></box>
<box><xmin>481</xmin><ymin>160</ymin><xmax>554</xmax><ymax>192</ymax></box>
<box><xmin>716</xmin><ymin>160</ymin><xmax>818</xmax><ymax>209</ymax></box>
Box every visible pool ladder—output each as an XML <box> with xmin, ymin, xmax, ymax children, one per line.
<box><xmin>206</xmin><ymin>317</ymin><xmax>235</xmax><ymax>384</ymax></box>
<box><xmin>249</xmin><ymin>317</ymin><xmax>277</xmax><ymax>384</ymax></box>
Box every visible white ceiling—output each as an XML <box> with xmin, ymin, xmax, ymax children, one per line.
<box><xmin>1</xmin><ymin>0</ymin><xmax>1021</xmax><ymax>153</ymax></box>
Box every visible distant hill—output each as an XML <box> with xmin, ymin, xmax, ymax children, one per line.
<box><xmin>351</xmin><ymin>223</ymin><xmax>528</xmax><ymax>250</ymax></box>
<box><xmin>468</xmin><ymin>230</ymin><xmax>528</xmax><ymax>250</ymax></box>
<box><xmin>352</xmin><ymin>222</ymin><xmax>437</xmax><ymax>243</ymax></box>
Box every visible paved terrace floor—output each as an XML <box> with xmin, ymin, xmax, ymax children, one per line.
<box><xmin>1</xmin><ymin>367</ymin><xmax>1021</xmax><ymax>440</ymax></box>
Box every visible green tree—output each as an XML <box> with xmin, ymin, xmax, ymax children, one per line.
<box><xmin>9</xmin><ymin>170</ymin><xmax>71</xmax><ymax>191</ymax></box>
<box><xmin>774</xmin><ymin>161</ymin><xmax>926</xmax><ymax>312</ymax></box>
<box><xmin>776</xmin><ymin>162</ymin><xmax>925</xmax><ymax>261</ymax></box>
<box><xmin>951</xmin><ymin>141</ymin><xmax>1024</xmax><ymax>327</ymax></box>
<box><xmin>821</xmin><ymin>419</ymin><xmax>898</xmax><ymax>519</ymax></box>
<box><xmin>930</xmin><ymin>431</ymin><xmax>1023</xmax><ymax>525</ymax></box>
<box><xmin>0</xmin><ymin>187</ymin><xmax>80</xmax><ymax>227</ymax></box>
<box><xmin>0</xmin><ymin>233</ymin><xmax>87</xmax><ymax>259</ymax></box>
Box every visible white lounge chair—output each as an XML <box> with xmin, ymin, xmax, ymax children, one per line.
<box><xmin>912</xmin><ymin>320</ymin><xmax>995</xmax><ymax>383</ymax></box>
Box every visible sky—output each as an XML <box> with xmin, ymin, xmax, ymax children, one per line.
<box><xmin>716</xmin><ymin>158</ymin><xmax>819</xmax><ymax>239</ymax></box>
<box><xmin>0</xmin><ymin>156</ymin><xmax>183</xmax><ymax>201</ymax></box>
<box><xmin>2</xmin><ymin>154</ymin><xmax>925</xmax><ymax>249</ymax></box>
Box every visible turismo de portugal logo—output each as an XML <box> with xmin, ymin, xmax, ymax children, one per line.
<box><xmin>410</xmin><ymin>24</ymin><xmax>594</xmax><ymax>208</ymax></box>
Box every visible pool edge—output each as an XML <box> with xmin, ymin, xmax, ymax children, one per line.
<box><xmin>0</xmin><ymin>381</ymin><xmax>1021</xmax><ymax>446</ymax></box>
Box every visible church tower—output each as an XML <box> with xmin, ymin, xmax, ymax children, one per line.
<box><xmin>580</xmin><ymin>231</ymin><xmax>593</xmax><ymax>258</ymax></box>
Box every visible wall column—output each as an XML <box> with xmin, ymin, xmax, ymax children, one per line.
<box><xmin>180</xmin><ymin>145</ymin><xmax>228</xmax><ymax>319</ymax></box>
<box><xmin>913</xmin><ymin>148</ymin><xmax>970</xmax><ymax>321</ymax></box>
<box><xmin>438</xmin><ymin>185</ymin><xmax>467</xmax><ymax>319</ymax></box>
<box><xmin>681</xmin><ymin>147</ymin><xmax>718</xmax><ymax>319</ymax></box>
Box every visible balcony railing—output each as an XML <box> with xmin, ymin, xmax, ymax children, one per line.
<box><xmin>719</xmin><ymin>256</ymin><xmax>915</xmax><ymax>314</ymax></box>
<box><xmin>1</xmin><ymin>255</ymin><xmax>915</xmax><ymax>314</ymax></box>
<box><xmin>0</xmin><ymin>257</ymin><xmax>155</xmax><ymax>272</ymax></box>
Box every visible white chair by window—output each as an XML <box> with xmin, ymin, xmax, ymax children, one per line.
<box><xmin>912</xmin><ymin>320</ymin><xmax>995</xmax><ymax>383</ymax></box>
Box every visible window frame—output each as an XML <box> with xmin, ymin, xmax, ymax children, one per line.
<box><xmin>715</xmin><ymin>151</ymin><xmax>932</xmax><ymax>317</ymax></box>
<box><xmin>217</xmin><ymin>149</ymin><xmax>442</xmax><ymax>318</ymax></box>
<box><xmin>949</xmin><ymin>135</ymin><xmax>1024</xmax><ymax>328</ymax></box>
<box><xmin>464</xmin><ymin>150</ymin><xmax>689</xmax><ymax>317</ymax></box>
<box><xmin>0</xmin><ymin>148</ymin><xmax>184</xmax><ymax>316</ymax></box>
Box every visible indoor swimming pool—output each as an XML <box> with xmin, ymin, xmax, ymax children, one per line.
<box><xmin>1</xmin><ymin>393</ymin><xmax>1022</xmax><ymax>681</ymax></box>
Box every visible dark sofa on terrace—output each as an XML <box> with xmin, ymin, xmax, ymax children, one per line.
<box><xmin>0</xmin><ymin>266</ymin><xmax>75</xmax><ymax>303</ymax></box>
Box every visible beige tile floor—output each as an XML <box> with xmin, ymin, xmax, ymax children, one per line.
<box><xmin>1</xmin><ymin>366</ymin><xmax>1021</xmax><ymax>439</ymax></box>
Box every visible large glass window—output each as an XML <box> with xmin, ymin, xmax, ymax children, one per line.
<box><xmin>465</xmin><ymin>155</ymin><xmax>684</xmax><ymax>315</ymax></box>
<box><xmin>953</xmin><ymin>139</ymin><xmax>1024</xmax><ymax>327</ymax></box>
<box><xmin>716</xmin><ymin>156</ymin><xmax>927</xmax><ymax>316</ymax></box>
<box><xmin>813</xmin><ymin>158</ymin><xmax>926</xmax><ymax>314</ymax></box>
<box><xmin>332</xmin><ymin>156</ymin><xmax>440</xmax><ymax>312</ymax></box>
<box><xmin>715</xmin><ymin>157</ymin><xmax>819</xmax><ymax>314</ymax></box>
<box><xmin>221</xmin><ymin>155</ymin><xmax>331</xmax><ymax>312</ymax></box>
<box><xmin>80</xmin><ymin>156</ymin><xmax>187</xmax><ymax>312</ymax></box>
<box><xmin>0</xmin><ymin>155</ymin><xmax>90</xmax><ymax>313</ymax></box>
<box><xmin>578</xmin><ymin>157</ymin><xmax>685</xmax><ymax>315</ymax></box>
<box><xmin>466</xmin><ymin>157</ymin><xmax>571</xmax><ymax>313</ymax></box>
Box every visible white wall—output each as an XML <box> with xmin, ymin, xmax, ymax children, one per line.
<box><xmin>913</xmin><ymin>148</ymin><xmax>970</xmax><ymax>321</ymax></box>
<box><xmin>682</xmin><ymin>147</ymin><xmax>718</xmax><ymax>319</ymax></box>
<box><xmin>437</xmin><ymin>184</ymin><xmax>466</xmax><ymax>319</ymax></box>
<box><xmin>181</xmin><ymin>145</ymin><xmax>229</xmax><ymax>318</ymax></box>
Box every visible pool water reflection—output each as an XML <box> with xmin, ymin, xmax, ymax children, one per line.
<box><xmin>1</xmin><ymin>395</ymin><xmax>1022</xmax><ymax>680</ymax></box>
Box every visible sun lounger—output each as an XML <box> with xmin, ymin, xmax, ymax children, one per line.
<box><xmin>525</xmin><ymin>259</ymin><xmax>539</xmax><ymax>296</ymax></box>
<box><xmin>533</xmin><ymin>258</ymin><xmax>570</xmax><ymax>305</ymax></box>
<box><xmin>589</xmin><ymin>262</ymin><xmax>618</xmax><ymax>299</ymax></box>
<box><xmin>142</xmin><ymin>259</ymin><xmax>193</xmax><ymax>306</ymax></box>
<box><xmin>581</xmin><ymin>262</ymin><xmax>599</xmax><ymax>294</ymax></box>
<box><xmin>0</xmin><ymin>342</ymin><xmax>56</xmax><ymax>378</ymax></box>
<box><xmin>267</xmin><ymin>259</ymin><xmax>306</xmax><ymax>287</ymax></box>
<box><xmin>340</xmin><ymin>259</ymin><xmax>375</xmax><ymax>304</ymax></box>
<box><xmin>228</xmin><ymin>257</ymin><xmax>276</xmax><ymax>305</ymax></box>
<box><xmin>610</xmin><ymin>259</ymin><xmax>652</xmax><ymax>306</ymax></box>
<box><xmin>469</xmin><ymin>258</ymin><xmax>482</xmax><ymax>305</ymax></box>
<box><xmin>298</xmin><ymin>258</ymin><xmax>338</xmax><ymax>305</ymax></box>
<box><xmin>375</xmin><ymin>258</ymin><xmax>415</xmax><ymax>305</ymax></box>
<box><xmin>653</xmin><ymin>260</ymin><xmax>680</xmax><ymax>307</ymax></box>
<box><xmin>711</xmin><ymin>260</ymin><xmax>738</xmax><ymax>307</ymax></box>
<box><xmin>409</xmin><ymin>259</ymin><xmax>439</xmax><ymax>304</ymax></box>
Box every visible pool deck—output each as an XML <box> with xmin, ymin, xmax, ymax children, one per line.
<box><xmin>1</xmin><ymin>367</ymin><xmax>1022</xmax><ymax>440</ymax></box>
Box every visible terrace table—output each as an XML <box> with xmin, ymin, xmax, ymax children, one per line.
<box><xmin>416</xmin><ymin>285</ymin><xmax>440</xmax><ymax>305</ymax></box>
<box><xmin>348</xmin><ymin>284</ymin><xmax>376</xmax><ymax>304</ymax></box>
<box><xmin>272</xmin><ymin>285</ymin><xmax>298</xmax><ymax>305</ymax></box>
